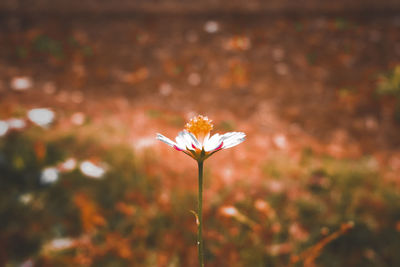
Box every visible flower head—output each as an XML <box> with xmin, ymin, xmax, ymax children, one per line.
<box><xmin>156</xmin><ymin>115</ymin><xmax>245</xmax><ymax>161</ymax></box>
<box><xmin>185</xmin><ymin>115</ymin><xmax>213</xmax><ymax>143</ymax></box>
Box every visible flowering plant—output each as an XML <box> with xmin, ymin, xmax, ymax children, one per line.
<box><xmin>157</xmin><ymin>115</ymin><xmax>245</xmax><ymax>266</ymax></box>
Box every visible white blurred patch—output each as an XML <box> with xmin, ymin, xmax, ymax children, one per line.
<box><xmin>58</xmin><ymin>158</ymin><xmax>77</xmax><ymax>172</ymax></box>
<box><xmin>134</xmin><ymin>137</ymin><xmax>156</xmax><ymax>150</ymax></box>
<box><xmin>19</xmin><ymin>193</ymin><xmax>33</xmax><ymax>205</ymax></box>
<box><xmin>220</xmin><ymin>206</ymin><xmax>238</xmax><ymax>217</ymax></box>
<box><xmin>71</xmin><ymin>112</ymin><xmax>85</xmax><ymax>126</ymax></box>
<box><xmin>80</xmin><ymin>161</ymin><xmax>106</xmax><ymax>179</ymax></box>
<box><xmin>7</xmin><ymin>118</ymin><xmax>26</xmax><ymax>130</ymax></box>
<box><xmin>27</xmin><ymin>108</ymin><xmax>55</xmax><ymax>127</ymax></box>
<box><xmin>273</xmin><ymin>134</ymin><xmax>288</xmax><ymax>149</ymax></box>
<box><xmin>10</xmin><ymin>76</ymin><xmax>33</xmax><ymax>91</ymax></box>
<box><xmin>40</xmin><ymin>167</ymin><xmax>59</xmax><ymax>184</ymax></box>
<box><xmin>204</xmin><ymin>21</ymin><xmax>219</xmax><ymax>33</ymax></box>
<box><xmin>0</xmin><ymin>120</ymin><xmax>9</xmax><ymax>136</ymax></box>
<box><xmin>43</xmin><ymin>238</ymin><xmax>74</xmax><ymax>252</ymax></box>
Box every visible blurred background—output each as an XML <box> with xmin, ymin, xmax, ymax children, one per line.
<box><xmin>1</xmin><ymin>0</ymin><xmax>400</xmax><ymax>266</ymax></box>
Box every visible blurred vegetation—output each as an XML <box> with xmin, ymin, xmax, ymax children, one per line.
<box><xmin>1</xmin><ymin>127</ymin><xmax>400</xmax><ymax>267</ymax></box>
<box><xmin>377</xmin><ymin>66</ymin><xmax>400</xmax><ymax>97</ymax></box>
<box><xmin>376</xmin><ymin>65</ymin><xmax>400</xmax><ymax>123</ymax></box>
<box><xmin>15</xmin><ymin>33</ymin><xmax>93</xmax><ymax>61</ymax></box>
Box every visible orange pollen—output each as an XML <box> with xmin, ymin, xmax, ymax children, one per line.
<box><xmin>185</xmin><ymin>115</ymin><xmax>213</xmax><ymax>138</ymax></box>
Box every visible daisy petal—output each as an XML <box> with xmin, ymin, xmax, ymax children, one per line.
<box><xmin>175</xmin><ymin>133</ymin><xmax>189</xmax><ymax>150</ymax></box>
<box><xmin>221</xmin><ymin>132</ymin><xmax>246</xmax><ymax>149</ymax></box>
<box><xmin>204</xmin><ymin>133</ymin><xmax>223</xmax><ymax>152</ymax></box>
<box><xmin>176</xmin><ymin>131</ymin><xmax>199</xmax><ymax>150</ymax></box>
<box><xmin>201</xmin><ymin>132</ymin><xmax>211</xmax><ymax>147</ymax></box>
<box><xmin>183</xmin><ymin>130</ymin><xmax>201</xmax><ymax>149</ymax></box>
<box><xmin>156</xmin><ymin>133</ymin><xmax>177</xmax><ymax>147</ymax></box>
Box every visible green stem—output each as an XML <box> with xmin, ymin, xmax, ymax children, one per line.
<box><xmin>197</xmin><ymin>160</ymin><xmax>204</xmax><ymax>267</ymax></box>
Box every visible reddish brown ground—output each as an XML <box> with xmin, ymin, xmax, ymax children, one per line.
<box><xmin>1</xmin><ymin>14</ymin><xmax>400</xmax><ymax>185</ymax></box>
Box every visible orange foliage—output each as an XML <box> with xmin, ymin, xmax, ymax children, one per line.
<box><xmin>73</xmin><ymin>193</ymin><xmax>106</xmax><ymax>232</ymax></box>
<box><xmin>105</xmin><ymin>233</ymin><xmax>133</xmax><ymax>259</ymax></box>
<box><xmin>34</xmin><ymin>141</ymin><xmax>46</xmax><ymax>161</ymax></box>
<box><xmin>290</xmin><ymin>222</ymin><xmax>354</xmax><ymax>267</ymax></box>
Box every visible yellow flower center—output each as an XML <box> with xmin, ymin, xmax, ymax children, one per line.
<box><xmin>185</xmin><ymin>115</ymin><xmax>213</xmax><ymax>140</ymax></box>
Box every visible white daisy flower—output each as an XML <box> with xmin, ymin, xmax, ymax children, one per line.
<box><xmin>156</xmin><ymin>115</ymin><xmax>245</xmax><ymax>161</ymax></box>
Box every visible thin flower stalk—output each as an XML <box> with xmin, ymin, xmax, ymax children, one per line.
<box><xmin>197</xmin><ymin>160</ymin><xmax>204</xmax><ymax>267</ymax></box>
<box><xmin>156</xmin><ymin>115</ymin><xmax>245</xmax><ymax>266</ymax></box>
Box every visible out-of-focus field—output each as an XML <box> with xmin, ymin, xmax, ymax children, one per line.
<box><xmin>1</xmin><ymin>13</ymin><xmax>400</xmax><ymax>267</ymax></box>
